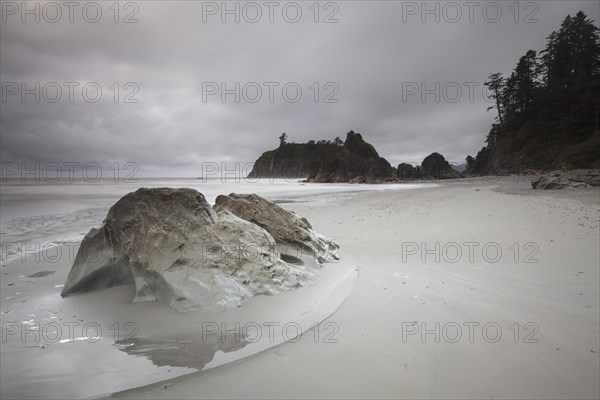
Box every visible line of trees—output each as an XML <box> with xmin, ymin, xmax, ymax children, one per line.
<box><xmin>279</xmin><ymin>135</ymin><xmax>344</xmax><ymax>147</ymax></box>
<box><xmin>470</xmin><ymin>11</ymin><xmax>599</xmax><ymax>172</ymax></box>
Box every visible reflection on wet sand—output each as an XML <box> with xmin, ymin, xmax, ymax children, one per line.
<box><xmin>117</xmin><ymin>329</ymin><xmax>249</xmax><ymax>370</ymax></box>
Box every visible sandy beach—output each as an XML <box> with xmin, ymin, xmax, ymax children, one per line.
<box><xmin>3</xmin><ymin>1</ymin><xmax>599</xmax><ymax>398</ymax></box>
<box><xmin>113</xmin><ymin>177</ymin><xmax>599</xmax><ymax>399</ymax></box>
<box><xmin>1</xmin><ymin>177</ymin><xmax>598</xmax><ymax>399</ymax></box>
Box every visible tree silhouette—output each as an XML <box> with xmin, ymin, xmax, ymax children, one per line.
<box><xmin>484</xmin><ymin>72</ymin><xmax>505</xmax><ymax>131</ymax></box>
<box><xmin>470</xmin><ymin>10</ymin><xmax>600</xmax><ymax>172</ymax></box>
<box><xmin>465</xmin><ymin>155</ymin><xmax>474</xmax><ymax>170</ymax></box>
<box><xmin>278</xmin><ymin>133</ymin><xmax>287</xmax><ymax>147</ymax></box>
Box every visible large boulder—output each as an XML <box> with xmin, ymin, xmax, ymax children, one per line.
<box><xmin>420</xmin><ymin>152</ymin><xmax>459</xmax><ymax>179</ymax></box>
<box><xmin>531</xmin><ymin>169</ymin><xmax>600</xmax><ymax>189</ymax></box>
<box><xmin>61</xmin><ymin>188</ymin><xmax>339</xmax><ymax>311</ymax></box>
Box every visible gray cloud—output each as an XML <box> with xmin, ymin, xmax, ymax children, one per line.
<box><xmin>1</xmin><ymin>0</ymin><xmax>598</xmax><ymax>176</ymax></box>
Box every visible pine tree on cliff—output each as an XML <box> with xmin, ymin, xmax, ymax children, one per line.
<box><xmin>279</xmin><ymin>132</ymin><xmax>287</xmax><ymax>147</ymax></box>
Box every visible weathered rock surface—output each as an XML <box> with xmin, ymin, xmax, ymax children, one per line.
<box><xmin>531</xmin><ymin>169</ymin><xmax>600</xmax><ymax>190</ymax></box>
<box><xmin>215</xmin><ymin>193</ymin><xmax>339</xmax><ymax>263</ymax></box>
<box><xmin>61</xmin><ymin>188</ymin><xmax>339</xmax><ymax>311</ymax></box>
<box><xmin>308</xmin><ymin>131</ymin><xmax>394</xmax><ymax>183</ymax></box>
<box><xmin>420</xmin><ymin>152</ymin><xmax>460</xmax><ymax>179</ymax></box>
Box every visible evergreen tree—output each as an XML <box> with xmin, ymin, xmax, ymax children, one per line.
<box><xmin>472</xmin><ymin>11</ymin><xmax>599</xmax><ymax>172</ymax></box>
<box><xmin>279</xmin><ymin>132</ymin><xmax>288</xmax><ymax>147</ymax></box>
<box><xmin>484</xmin><ymin>72</ymin><xmax>505</xmax><ymax>131</ymax></box>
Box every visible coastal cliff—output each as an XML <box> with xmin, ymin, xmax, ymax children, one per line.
<box><xmin>246</xmin><ymin>141</ymin><xmax>339</xmax><ymax>179</ymax></box>
<box><xmin>247</xmin><ymin>131</ymin><xmax>394</xmax><ymax>183</ymax></box>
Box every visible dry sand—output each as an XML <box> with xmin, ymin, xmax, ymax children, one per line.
<box><xmin>2</xmin><ymin>177</ymin><xmax>599</xmax><ymax>399</ymax></box>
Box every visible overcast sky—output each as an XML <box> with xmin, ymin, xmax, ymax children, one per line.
<box><xmin>1</xmin><ymin>0</ymin><xmax>598</xmax><ymax>177</ymax></box>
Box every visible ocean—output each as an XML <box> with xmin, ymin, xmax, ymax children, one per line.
<box><xmin>1</xmin><ymin>178</ymin><xmax>435</xmax><ymax>265</ymax></box>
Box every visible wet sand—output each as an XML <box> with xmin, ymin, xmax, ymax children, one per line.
<box><xmin>0</xmin><ymin>237</ymin><xmax>357</xmax><ymax>399</ymax></box>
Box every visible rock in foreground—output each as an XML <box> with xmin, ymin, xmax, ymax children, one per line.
<box><xmin>61</xmin><ymin>188</ymin><xmax>339</xmax><ymax>311</ymax></box>
<box><xmin>215</xmin><ymin>193</ymin><xmax>339</xmax><ymax>263</ymax></box>
<box><xmin>531</xmin><ymin>170</ymin><xmax>600</xmax><ymax>190</ymax></box>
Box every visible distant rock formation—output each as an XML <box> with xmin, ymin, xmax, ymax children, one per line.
<box><xmin>247</xmin><ymin>131</ymin><xmax>394</xmax><ymax>183</ymax></box>
<box><xmin>246</xmin><ymin>142</ymin><xmax>340</xmax><ymax>180</ymax></box>
<box><xmin>61</xmin><ymin>188</ymin><xmax>339</xmax><ymax>311</ymax></box>
<box><xmin>396</xmin><ymin>163</ymin><xmax>420</xmax><ymax>180</ymax></box>
<box><xmin>420</xmin><ymin>152</ymin><xmax>460</xmax><ymax>179</ymax></box>
<box><xmin>307</xmin><ymin>131</ymin><xmax>394</xmax><ymax>183</ymax></box>
<box><xmin>531</xmin><ymin>169</ymin><xmax>600</xmax><ymax>189</ymax></box>
<box><xmin>395</xmin><ymin>153</ymin><xmax>460</xmax><ymax>180</ymax></box>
